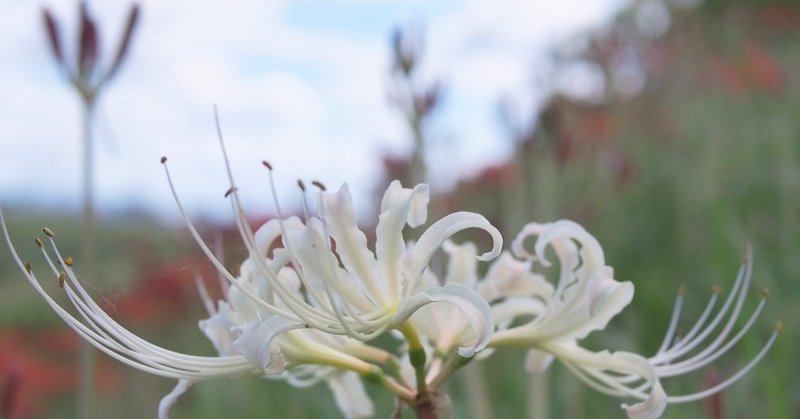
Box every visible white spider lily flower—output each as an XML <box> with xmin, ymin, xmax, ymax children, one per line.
<box><xmin>163</xmin><ymin>147</ymin><xmax>502</xmax><ymax>359</ymax></box>
<box><xmin>488</xmin><ymin>220</ymin><xmax>779</xmax><ymax>418</ymax></box>
<box><xmin>484</xmin><ymin>220</ymin><xmax>663</xmax><ymax>417</ymax></box>
<box><xmin>1</xmin><ymin>206</ymin><xmax>399</xmax><ymax>419</ymax></box>
<box><xmin>291</xmin><ymin>180</ymin><xmax>502</xmax><ymax>358</ymax></box>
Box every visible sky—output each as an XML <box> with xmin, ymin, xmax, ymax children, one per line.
<box><xmin>0</xmin><ymin>0</ymin><xmax>630</xmax><ymax>222</ymax></box>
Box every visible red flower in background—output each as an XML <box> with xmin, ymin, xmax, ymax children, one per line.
<box><xmin>0</xmin><ymin>328</ymin><xmax>119</xmax><ymax>418</ymax></box>
<box><xmin>709</xmin><ymin>40</ymin><xmax>783</xmax><ymax>96</ymax></box>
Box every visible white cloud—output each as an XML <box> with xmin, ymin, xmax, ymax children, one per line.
<box><xmin>0</xmin><ymin>0</ymin><xmax>626</xmax><ymax>221</ymax></box>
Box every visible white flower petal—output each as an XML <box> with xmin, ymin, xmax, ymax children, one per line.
<box><xmin>624</xmin><ymin>379</ymin><xmax>667</xmax><ymax>419</ymax></box>
<box><xmin>376</xmin><ymin>181</ymin><xmax>430</xmax><ymax>298</ymax></box>
<box><xmin>326</xmin><ymin>371</ymin><xmax>374</xmax><ymax>419</ymax></box>
<box><xmin>407</xmin><ymin>184</ymin><xmax>430</xmax><ymax>228</ymax></box>
<box><xmin>252</xmin><ymin>218</ymin><xmax>286</xmax><ymax>256</ymax></box>
<box><xmin>158</xmin><ymin>379</ymin><xmax>194</xmax><ymax>419</ymax></box>
<box><xmin>511</xmin><ymin>222</ymin><xmax>547</xmax><ymax>260</ymax></box>
<box><xmin>535</xmin><ymin>220</ymin><xmax>605</xmax><ymax>271</ymax></box>
<box><xmin>323</xmin><ymin>184</ymin><xmax>386</xmax><ymax>304</ymax></box>
<box><xmin>479</xmin><ymin>252</ymin><xmax>554</xmax><ymax>302</ymax></box>
<box><xmin>568</xmin><ymin>267</ymin><xmax>634</xmax><ymax>341</ymax></box>
<box><xmin>233</xmin><ymin>316</ymin><xmax>303</xmax><ymax>373</ymax></box>
<box><xmin>409</xmin><ymin>212</ymin><xmax>502</xmax><ymax>290</ymax></box>
<box><xmin>442</xmin><ymin>240</ymin><xmax>478</xmax><ymax>286</ymax></box>
<box><xmin>491</xmin><ymin>297</ymin><xmax>548</xmax><ymax>328</ymax></box>
<box><xmin>586</xmin><ymin>267</ymin><xmax>634</xmax><ymax>317</ymax></box>
<box><xmin>524</xmin><ymin>349</ymin><xmax>555</xmax><ymax>374</ymax></box>
<box><xmin>199</xmin><ymin>301</ymin><xmax>240</xmax><ymax>356</ymax></box>
<box><xmin>549</xmin><ymin>343</ymin><xmax>667</xmax><ymax>419</ymax></box>
<box><xmin>394</xmin><ymin>282</ymin><xmax>494</xmax><ymax>357</ymax></box>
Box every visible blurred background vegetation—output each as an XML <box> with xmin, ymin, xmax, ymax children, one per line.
<box><xmin>2</xmin><ymin>0</ymin><xmax>797</xmax><ymax>418</ymax></box>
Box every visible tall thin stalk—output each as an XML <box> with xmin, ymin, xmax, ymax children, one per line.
<box><xmin>41</xmin><ymin>4</ymin><xmax>140</xmax><ymax>418</ymax></box>
<box><xmin>77</xmin><ymin>98</ymin><xmax>96</xmax><ymax>419</ymax></box>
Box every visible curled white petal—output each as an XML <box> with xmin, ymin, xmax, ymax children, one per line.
<box><xmin>234</xmin><ymin>316</ymin><xmax>304</xmax><ymax>373</ymax></box>
<box><xmin>394</xmin><ymin>282</ymin><xmax>494</xmax><ymax>357</ymax></box>
<box><xmin>565</xmin><ymin>267</ymin><xmax>634</xmax><ymax>341</ymax></box>
<box><xmin>624</xmin><ymin>379</ymin><xmax>667</xmax><ymax>419</ymax></box>
<box><xmin>410</xmin><ymin>212</ymin><xmax>503</xmax><ymax>289</ymax></box>
<box><xmin>511</xmin><ymin>222</ymin><xmax>547</xmax><ymax>260</ymax></box>
<box><xmin>478</xmin><ymin>252</ymin><xmax>554</xmax><ymax>302</ymax></box>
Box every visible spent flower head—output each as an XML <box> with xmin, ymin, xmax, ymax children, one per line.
<box><xmin>42</xmin><ymin>2</ymin><xmax>140</xmax><ymax>104</ymax></box>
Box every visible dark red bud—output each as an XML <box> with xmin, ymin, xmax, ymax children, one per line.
<box><xmin>42</xmin><ymin>8</ymin><xmax>65</xmax><ymax>66</ymax></box>
<box><xmin>107</xmin><ymin>3</ymin><xmax>140</xmax><ymax>80</ymax></box>
<box><xmin>77</xmin><ymin>2</ymin><xmax>99</xmax><ymax>80</ymax></box>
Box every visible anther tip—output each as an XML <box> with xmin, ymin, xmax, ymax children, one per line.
<box><xmin>64</xmin><ymin>256</ymin><xmax>74</xmax><ymax>267</ymax></box>
<box><xmin>762</xmin><ymin>288</ymin><xmax>770</xmax><ymax>300</ymax></box>
<box><xmin>775</xmin><ymin>321</ymin><xmax>783</xmax><ymax>333</ymax></box>
<box><xmin>224</xmin><ymin>186</ymin><xmax>238</xmax><ymax>198</ymax></box>
<box><xmin>311</xmin><ymin>180</ymin><xmax>327</xmax><ymax>191</ymax></box>
<box><xmin>677</xmin><ymin>285</ymin><xmax>686</xmax><ymax>295</ymax></box>
<box><xmin>262</xmin><ymin>160</ymin><xmax>273</xmax><ymax>170</ymax></box>
<box><xmin>24</xmin><ymin>261</ymin><xmax>32</xmax><ymax>273</ymax></box>
<box><xmin>297</xmin><ymin>179</ymin><xmax>306</xmax><ymax>192</ymax></box>
<box><xmin>42</xmin><ymin>227</ymin><xmax>54</xmax><ymax>237</ymax></box>
<box><xmin>58</xmin><ymin>271</ymin><xmax>66</xmax><ymax>288</ymax></box>
<box><xmin>160</xmin><ymin>156</ymin><xmax>167</xmax><ymax>164</ymax></box>
<box><xmin>711</xmin><ymin>285</ymin><xmax>722</xmax><ymax>295</ymax></box>
<box><xmin>34</xmin><ymin>237</ymin><xmax>43</xmax><ymax>247</ymax></box>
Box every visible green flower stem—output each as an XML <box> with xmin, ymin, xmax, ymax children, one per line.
<box><xmin>363</xmin><ymin>368</ymin><xmax>415</xmax><ymax>402</ymax></box>
<box><xmin>399</xmin><ymin>322</ymin><xmax>427</xmax><ymax>394</ymax></box>
<box><xmin>291</xmin><ymin>343</ymin><xmax>414</xmax><ymax>401</ymax></box>
<box><xmin>344</xmin><ymin>343</ymin><xmax>407</xmax><ymax>383</ymax></box>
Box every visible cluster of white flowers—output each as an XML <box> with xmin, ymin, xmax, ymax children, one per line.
<box><xmin>0</xmin><ymin>156</ymin><xmax>780</xmax><ymax>419</ymax></box>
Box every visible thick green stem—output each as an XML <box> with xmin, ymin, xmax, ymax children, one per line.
<box><xmin>400</xmin><ymin>323</ymin><xmax>428</xmax><ymax>394</ymax></box>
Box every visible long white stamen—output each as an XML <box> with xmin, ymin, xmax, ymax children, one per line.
<box><xmin>656</xmin><ymin>294</ymin><xmax>767</xmax><ymax>377</ymax></box>
<box><xmin>211</xmin><ymin>109</ymin><xmax>336</xmax><ymax>325</ymax></box>
<box><xmin>46</xmin><ymin>238</ymin><xmax>247</xmax><ymax>371</ymax></box>
<box><xmin>160</xmin><ymin>159</ymin><xmax>297</xmax><ymax>321</ymax></box>
<box><xmin>653</xmin><ymin>291</ymin><xmax>719</xmax><ymax>362</ymax></box>
<box><xmin>224</xmin><ymin>196</ymin><xmax>335</xmax><ymax>330</ymax></box>
<box><xmin>258</xmin><ymin>163</ymin><xmax>341</xmax><ymax>322</ymax></box>
<box><xmin>654</xmin><ymin>255</ymin><xmax>751</xmax><ymax>363</ymax></box>
<box><xmin>655</xmin><ymin>290</ymin><xmax>684</xmax><ymax>356</ymax></box>
<box><xmin>667</xmin><ymin>323</ymin><xmax>781</xmax><ymax>403</ymax></box>
<box><xmin>0</xmin><ymin>210</ymin><xmax>252</xmax><ymax>381</ymax></box>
